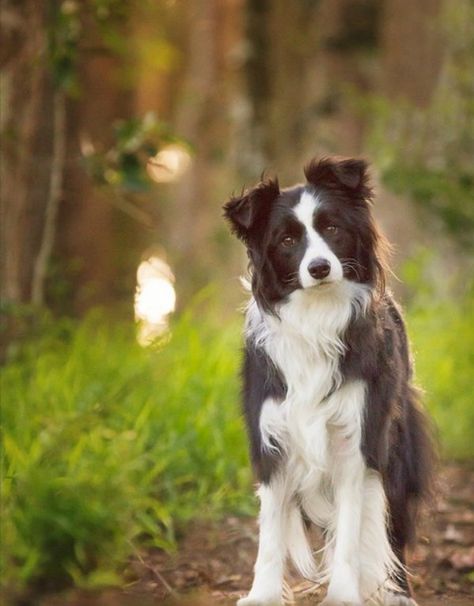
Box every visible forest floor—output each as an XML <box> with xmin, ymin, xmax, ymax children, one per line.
<box><xmin>41</xmin><ymin>462</ymin><xmax>473</xmax><ymax>606</ymax></box>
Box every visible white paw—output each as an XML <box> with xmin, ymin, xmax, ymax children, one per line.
<box><xmin>324</xmin><ymin>563</ymin><xmax>362</xmax><ymax>605</ymax></box>
<box><xmin>384</xmin><ymin>592</ymin><xmax>418</xmax><ymax>606</ymax></box>
<box><xmin>236</xmin><ymin>595</ymin><xmax>283</xmax><ymax>606</ymax></box>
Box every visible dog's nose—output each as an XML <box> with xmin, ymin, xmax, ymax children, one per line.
<box><xmin>308</xmin><ymin>258</ymin><xmax>331</xmax><ymax>280</ymax></box>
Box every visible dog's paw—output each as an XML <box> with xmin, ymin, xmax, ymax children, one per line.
<box><xmin>236</xmin><ymin>596</ymin><xmax>283</xmax><ymax>606</ymax></box>
<box><xmin>384</xmin><ymin>592</ymin><xmax>418</xmax><ymax>606</ymax></box>
<box><xmin>323</xmin><ymin>561</ymin><xmax>362</xmax><ymax>605</ymax></box>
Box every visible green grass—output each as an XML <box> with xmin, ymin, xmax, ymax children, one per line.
<box><xmin>1</xmin><ymin>300</ymin><xmax>251</xmax><ymax>591</ymax></box>
<box><xmin>406</xmin><ymin>287</ymin><xmax>474</xmax><ymax>460</ymax></box>
<box><xmin>1</xmin><ymin>286</ymin><xmax>473</xmax><ymax>593</ymax></box>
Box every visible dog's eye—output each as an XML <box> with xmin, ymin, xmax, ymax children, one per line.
<box><xmin>325</xmin><ymin>225</ymin><xmax>339</xmax><ymax>234</ymax></box>
<box><xmin>281</xmin><ymin>235</ymin><xmax>297</xmax><ymax>247</ymax></box>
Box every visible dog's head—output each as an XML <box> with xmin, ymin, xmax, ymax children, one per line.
<box><xmin>224</xmin><ymin>157</ymin><xmax>386</xmax><ymax>312</ymax></box>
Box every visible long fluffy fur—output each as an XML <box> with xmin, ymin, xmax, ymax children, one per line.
<box><xmin>224</xmin><ymin>156</ymin><xmax>434</xmax><ymax>606</ymax></box>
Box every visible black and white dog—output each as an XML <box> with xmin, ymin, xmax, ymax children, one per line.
<box><xmin>224</xmin><ymin>157</ymin><xmax>434</xmax><ymax>606</ymax></box>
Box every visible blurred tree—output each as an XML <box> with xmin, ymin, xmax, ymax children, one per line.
<box><xmin>169</xmin><ymin>0</ymin><xmax>220</xmax><ymax>286</ymax></box>
<box><xmin>242</xmin><ymin>0</ymin><xmax>381</xmax><ymax>179</ymax></box>
<box><xmin>373</xmin><ymin>0</ymin><xmax>474</xmax><ymax>249</ymax></box>
<box><xmin>161</xmin><ymin>0</ymin><xmax>246</xmax><ymax>295</ymax></box>
<box><xmin>1</xmin><ymin>0</ymin><xmax>131</xmax><ymax>318</ymax></box>
<box><xmin>381</xmin><ymin>0</ymin><xmax>444</xmax><ymax>108</ymax></box>
<box><xmin>55</xmin><ymin>4</ymin><xmax>133</xmax><ymax>314</ymax></box>
<box><xmin>1</xmin><ymin>1</ymin><xmax>166</xmax><ymax>319</ymax></box>
<box><xmin>1</xmin><ymin>0</ymin><xmax>59</xmax><ymax>308</ymax></box>
<box><xmin>1</xmin><ymin>0</ymin><xmax>471</xmax><ymax>335</ymax></box>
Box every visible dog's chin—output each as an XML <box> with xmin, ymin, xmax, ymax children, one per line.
<box><xmin>279</xmin><ymin>278</ymin><xmax>344</xmax><ymax>302</ymax></box>
<box><xmin>305</xmin><ymin>278</ymin><xmax>341</xmax><ymax>292</ymax></box>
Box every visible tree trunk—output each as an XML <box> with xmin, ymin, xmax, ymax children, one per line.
<box><xmin>0</xmin><ymin>0</ymin><xmax>55</xmax><ymax>307</ymax></box>
<box><xmin>55</xmin><ymin>15</ymin><xmax>132</xmax><ymax>314</ymax></box>
<box><xmin>166</xmin><ymin>0</ymin><xmax>246</xmax><ymax>298</ymax></box>
<box><xmin>243</xmin><ymin>0</ymin><xmax>376</xmax><ymax>181</ymax></box>
<box><xmin>374</xmin><ymin>0</ymin><xmax>446</xmax><ymax>272</ymax></box>
<box><xmin>381</xmin><ymin>0</ymin><xmax>444</xmax><ymax>107</ymax></box>
<box><xmin>31</xmin><ymin>89</ymin><xmax>66</xmax><ymax>305</ymax></box>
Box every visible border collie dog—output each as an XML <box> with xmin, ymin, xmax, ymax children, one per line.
<box><xmin>223</xmin><ymin>157</ymin><xmax>434</xmax><ymax>606</ymax></box>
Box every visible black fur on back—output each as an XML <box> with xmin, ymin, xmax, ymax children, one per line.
<box><xmin>341</xmin><ymin>294</ymin><xmax>436</xmax><ymax>550</ymax></box>
<box><xmin>226</xmin><ymin>156</ymin><xmax>436</xmax><ymax>595</ymax></box>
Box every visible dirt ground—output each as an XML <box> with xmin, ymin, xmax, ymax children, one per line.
<box><xmin>38</xmin><ymin>463</ymin><xmax>474</xmax><ymax>606</ymax></box>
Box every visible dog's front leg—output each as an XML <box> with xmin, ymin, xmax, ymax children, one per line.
<box><xmin>238</xmin><ymin>480</ymin><xmax>287</xmax><ymax>606</ymax></box>
<box><xmin>323</xmin><ymin>456</ymin><xmax>365</xmax><ymax>606</ymax></box>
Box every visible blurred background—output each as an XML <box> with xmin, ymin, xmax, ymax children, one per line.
<box><xmin>1</xmin><ymin>0</ymin><xmax>473</xmax><ymax>603</ymax></box>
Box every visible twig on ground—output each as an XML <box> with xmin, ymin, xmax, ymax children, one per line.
<box><xmin>129</xmin><ymin>541</ymin><xmax>178</xmax><ymax>597</ymax></box>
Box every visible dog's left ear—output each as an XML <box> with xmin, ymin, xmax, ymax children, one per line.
<box><xmin>223</xmin><ymin>178</ymin><xmax>280</xmax><ymax>243</ymax></box>
<box><xmin>304</xmin><ymin>157</ymin><xmax>371</xmax><ymax>198</ymax></box>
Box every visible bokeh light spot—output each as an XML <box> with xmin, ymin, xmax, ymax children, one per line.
<box><xmin>135</xmin><ymin>256</ymin><xmax>176</xmax><ymax>345</ymax></box>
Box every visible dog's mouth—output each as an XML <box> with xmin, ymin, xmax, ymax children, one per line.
<box><xmin>284</xmin><ymin>277</ymin><xmax>340</xmax><ymax>291</ymax></box>
<box><xmin>309</xmin><ymin>278</ymin><xmax>337</xmax><ymax>289</ymax></box>
<box><xmin>294</xmin><ymin>281</ymin><xmax>336</xmax><ymax>295</ymax></box>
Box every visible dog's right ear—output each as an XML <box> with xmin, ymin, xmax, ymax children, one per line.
<box><xmin>223</xmin><ymin>178</ymin><xmax>280</xmax><ymax>242</ymax></box>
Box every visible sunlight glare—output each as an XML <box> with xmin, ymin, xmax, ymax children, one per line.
<box><xmin>135</xmin><ymin>256</ymin><xmax>176</xmax><ymax>345</ymax></box>
<box><xmin>147</xmin><ymin>144</ymin><xmax>192</xmax><ymax>183</ymax></box>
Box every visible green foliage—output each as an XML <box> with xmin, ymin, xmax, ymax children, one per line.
<box><xmin>2</xmin><ymin>285</ymin><xmax>473</xmax><ymax>593</ymax></box>
<box><xmin>1</xmin><ymin>304</ymin><xmax>251</xmax><ymax>591</ymax></box>
<box><xmin>383</xmin><ymin>166</ymin><xmax>474</xmax><ymax>246</ymax></box>
<box><xmin>365</xmin><ymin>89</ymin><xmax>474</xmax><ymax>247</ymax></box>
<box><xmin>403</xmin><ymin>264</ymin><xmax>474</xmax><ymax>460</ymax></box>
<box><xmin>364</xmin><ymin>1</ymin><xmax>474</xmax><ymax>248</ymax></box>
<box><xmin>362</xmin><ymin>0</ymin><xmax>474</xmax><ymax>409</ymax></box>
<box><xmin>48</xmin><ymin>0</ymin><xmax>131</xmax><ymax>94</ymax></box>
<box><xmin>84</xmin><ymin>112</ymin><xmax>185</xmax><ymax>192</ymax></box>
<box><xmin>48</xmin><ymin>1</ymin><xmax>81</xmax><ymax>92</ymax></box>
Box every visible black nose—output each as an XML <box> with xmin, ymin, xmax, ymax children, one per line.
<box><xmin>308</xmin><ymin>258</ymin><xmax>331</xmax><ymax>280</ymax></box>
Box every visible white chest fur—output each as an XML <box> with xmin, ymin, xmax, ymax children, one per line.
<box><xmin>246</xmin><ymin>283</ymin><xmax>371</xmax><ymax>487</ymax></box>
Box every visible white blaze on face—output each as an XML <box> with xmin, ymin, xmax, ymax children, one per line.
<box><xmin>293</xmin><ymin>191</ymin><xmax>343</xmax><ymax>288</ymax></box>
